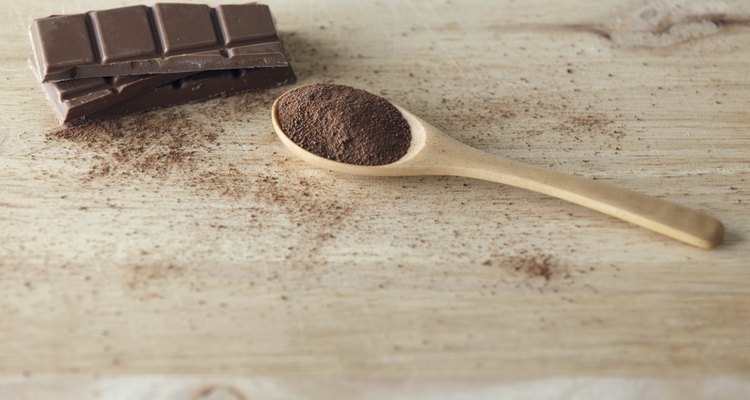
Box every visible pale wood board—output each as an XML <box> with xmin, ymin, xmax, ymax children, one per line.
<box><xmin>1</xmin><ymin>0</ymin><xmax>749</xmax><ymax>398</ymax></box>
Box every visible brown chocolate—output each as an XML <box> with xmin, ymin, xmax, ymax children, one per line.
<box><xmin>88</xmin><ymin>67</ymin><xmax>296</xmax><ymax>121</ymax></box>
<box><xmin>36</xmin><ymin>69</ymin><xmax>191</xmax><ymax>124</ymax></box>
<box><xmin>29</xmin><ymin>3</ymin><xmax>289</xmax><ymax>82</ymax></box>
<box><xmin>276</xmin><ymin>84</ymin><xmax>412</xmax><ymax>166</ymax></box>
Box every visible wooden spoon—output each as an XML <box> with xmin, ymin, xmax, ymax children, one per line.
<box><xmin>271</xmin><ymin>90</ymin><xmax>724</xmax><ymax>249</ymax></box>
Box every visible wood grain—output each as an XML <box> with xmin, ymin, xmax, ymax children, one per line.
<box><xmin>1</xmin><ymin>0</ymin><xmax>749</xmax><ymax>398</ymax></box>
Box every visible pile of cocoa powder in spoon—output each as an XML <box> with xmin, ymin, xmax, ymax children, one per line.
<box><xmin>276</xmin><ymin>83</ymin><xmax>412</xmax><ymax>166</ymax></box>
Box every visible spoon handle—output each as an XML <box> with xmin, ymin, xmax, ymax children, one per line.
<box><xmin>448</xmin><ymin>148</ymin><xmax>724</xmax><ymax>249</ymax></box>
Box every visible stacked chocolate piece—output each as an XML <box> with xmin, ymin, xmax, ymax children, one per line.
<box><xmin>28</xmin><ymin>3</ymin><xmax>296</xmax><ymax>124</ymax></box>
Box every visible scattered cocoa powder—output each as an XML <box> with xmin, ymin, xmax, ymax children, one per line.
<box><xmin>276</xmin><ymin>83</ymin><xmax>411</xmax><ymax>165</ymax></box>
<box><xmin>46</xmin><ymin>110</ymin><xmax>221</xmax><ymax>179</ymax></box>
<box><xmin>483</xmin><ymin>252</ymin><xmax>582</xmax><ymax>289</ymax></box>
<box><xmin>251</xmin><ymin>154</ymin><xmax>355</xmax><ymax>255</ymax></box>
<box><xmin>510</xmin><ymin>255</ymin><xmax>558</xmax><ymax>282</ymax></box>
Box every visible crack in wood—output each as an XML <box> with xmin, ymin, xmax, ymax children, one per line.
<box><xmin>489</xmin><ymin>8</ymin><xmax>750</xmax><ymax>49</ymax></box>
<box><xmin>557</xmin><ymin>24</ymin><xmax>613</xmax><ymax>41</ymax></box>
<box><xmin>553</xmin><ymin>11</ymin><xmax>750</xmax><ymax>48</ymax></box>
<box><xmin>689</xmin><ymin>14</ymin><xmax>750</xmax><ymax>29</ymax></box>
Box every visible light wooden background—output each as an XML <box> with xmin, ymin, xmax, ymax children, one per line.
<box><xmin>1</xmin><ymin>0</ymin><xmax>749</xmax><ymax>398</ymax></box>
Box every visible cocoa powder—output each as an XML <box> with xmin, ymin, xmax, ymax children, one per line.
<box><xmin>47</xmin><ymin>110</ymin><xmax>220</xmax><ymax>178</ymax></box>
<box><xmin>276</xmin><ymin>83</ymin><xmax>411</xmax><ymax>165</ymax></box>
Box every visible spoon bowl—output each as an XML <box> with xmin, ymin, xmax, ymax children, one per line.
<box><xmin>272</xmin><ymin>97</ymin><xmax>429</xmax><ymax>176</ymax></box>
<box><xmin>272</xmin><ymin>86</ymin><xmax>724</xmax><ymax>249</ymax></box>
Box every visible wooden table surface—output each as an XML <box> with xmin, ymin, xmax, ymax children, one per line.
<box><xmin>1</xmin><ymin>0</ymin><xmax>749</xmax><ymax>398</ymax></box>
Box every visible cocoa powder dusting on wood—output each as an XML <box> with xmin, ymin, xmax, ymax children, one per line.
<box><xmin>44</xmin><ymin>109</ymin><xmax>254</xmax><ymax>197</ymax></box>
<box><xmin>509</xmin><ymin>254</ymin><xmax>558</xmax><ymax>282</ymax></box>
<box><xmin>483</xmin><ymin>252</ymin><xmax>581</xmax><ymax>289</ymax></box>
<box><xmin>47</xmin><ymin>110</ymin><xmax>220</xmax><ymax>178</ymax></box>
<box><xmin>253</xmin><ymin>167</ymin><xmax>353</xmax><ymax>259</ymax></box>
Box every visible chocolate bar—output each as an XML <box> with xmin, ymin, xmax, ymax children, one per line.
<box><xmin>29</xmin><ymin>3</ymin><xmax>297</xmax><ymax>123</ymax></box>
<box><xmin>86</xmin><ymin>67</ymin><xmax>296</xmax><ymax>121</ymax></box>
<box><xmin>30</xmin><ymin>42</ymin><xmax>191</xmax><ymax>123</ymax></box>
<box><xmin>38</xmin><ymin>71</ymin><xmax>191</xmax><ymax>123</ymax></box>
<box><xmin>30</xmin><ymin>3</ymin><xmax>289</xmax><ymax>82</ymax></box>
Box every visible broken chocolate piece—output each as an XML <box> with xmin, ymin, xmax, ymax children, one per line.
<box><xmin>87</xmin><ymin>67</ymin><xmax>296</xmax><ymax>121</ymax></box>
